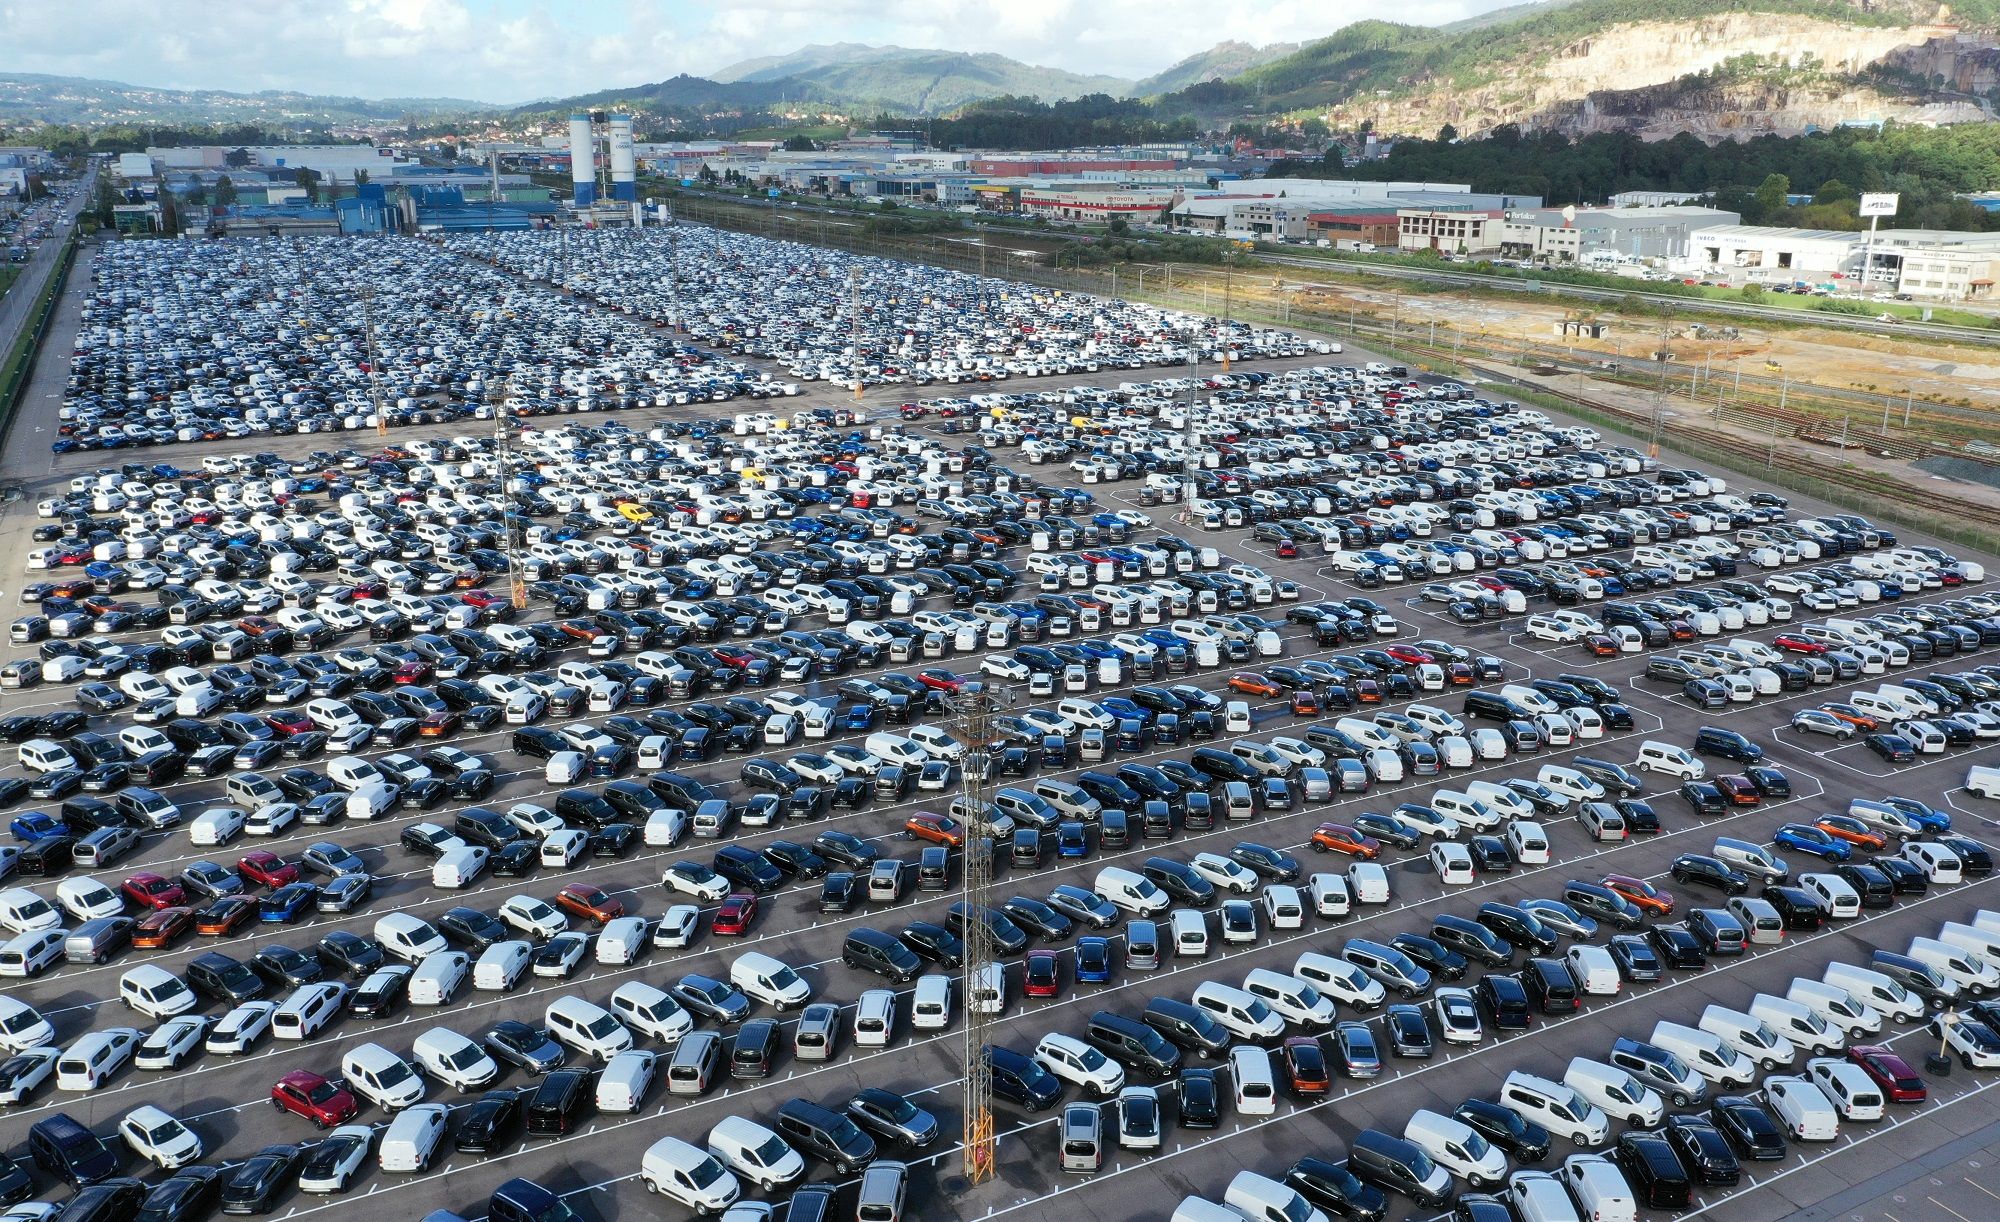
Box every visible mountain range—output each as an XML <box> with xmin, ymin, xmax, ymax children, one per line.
<box><xmin>6</xmin><ymin>1</ymin><xmax>1997</xmax><ymax>141</ymax></box>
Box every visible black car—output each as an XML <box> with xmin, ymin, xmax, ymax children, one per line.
<box><xmin>820</xmin><ymin>872</ymin><xmax>861</xmax><ymax>913</ymax></box>
<box><xmin>1647</xmin><ymin>924</ymin><xmax>1710</xmax><ymax>971</ymax></box>
<box><xmin>1286</xmin><ymin>1156</ymin><xmax>1389</xmax><ymax>1222</ymax></box>
<box><xmin>1384</xmin><ymin>1004</ymin><xmax>1434</xmax><ymax>1058</ymax></box>
<box><xmin>349</xmin><ymin>965</ymin><xmax>412</xmax><ymax>1018</ymax></box>
<box><xmin>1453</xmin><ymin>1097</ymin><xmax>1552</xmax><ymax>1161</ymax></box>
<box><xmin>1670</xmin><ymin>853</ymin><xmax>1750</xmax><ymax>896</ymax></box>
<box><xmin>1475</xmin><ymin>903</ymin><xmax>1559</xmax><ymax>955</ymax></box>
<box><xmin>813</xmin><ymin>830</ymin><xmax>878</xmax><ymax>869</ymax></box>
<box><xmin>1352</xmin><ymin>811</ymin><xmax>1421</xmax><ymax>850</ymax></box>
<box><xmin>1467</xmin><ymin>836</ymin><xmax>1512</xmax><ymax>873</ymax></box>
<box><xmin>137</xmin><ymin>1166</ymin><xmax>225</xmax><ymax>1222</ymax></box>
<box><xmin>1940</xmin><ymin>836</ymin><xmax>1995</xmax><ymax>877</ymax></box>
<box><xmin>1389</xmin><ymin>933</ymin><xmax>1468</xmax><ymax>982</ymax></box>
<box><xmin>1178</xmin><ymin>1067</ymin><xmax>1222</xmax><ymax>1129</ymax></box>
<box><xmin>436</xmin><ymin>906</ymin><xmax>509</xmax><ymax>950</ymax></box>
<box><xmin>1001</xmin><ymin>896</ymin><xmax>1072</xmax><ymax>940</ymax></box>
<box><xmin>451</xmin><ymin>1088</ymin><xmax>527</xmax><ymax>1155</ymax></box>
<box><xmin>1709</xmin><ymin>1095</ymin><xmax>1787</xmax><ymax>1161</ymax></box>
<box><xmin>250</xmin><ymin>945</ymin><xmax>324</xmax><ymax>989</ymax></box>
<box><xmin>1664</xmin><ymin>1115</ymin><xmax>1742</xmax><ymax>1185</ymax></box>
<box><xmin>1229</xmin><ymin>841</ymin><xmax>1301</xmax><ymax>881</ymax></box>
<box><xmin>1473</xmin><ymin>974</ymin><xmax>1531</xmax><ymax>1031</ymax></box>
<box><xmin>313</xmin><ymin>930</ymin><xmax>384</xmax><ymax>978</ymax></box>
<box><xmin>482</xmin><ymin>1021</ymin><xmax>565</xmax><ymax>1075</ymax></box>
<box><xmin>1679</xmin><ymin>781</ymin><xmax>1729</xmax><ymax>817</ymax></box>
<box><xmin>219</xmin><ymin>1143</ymin><xmax>303</xmax><ymax>1214</ymax></box>
<box><xmin>900</xmin><ymin>921</ymin><xmax>965</xmax><ymax>967</ymax></box>
<box><xmin>762</xmin><ymin>840</ymin><xmax>828</xmax><ymax>878</ymax></box>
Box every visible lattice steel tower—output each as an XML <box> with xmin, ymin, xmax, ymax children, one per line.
<box><xmin>945</xmin><ymin>681</ymin><xmax>1012</xmax><ymax>1184</ymax></box>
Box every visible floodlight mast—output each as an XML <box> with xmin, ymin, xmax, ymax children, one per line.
<box><xmin>944</xmin><ymin>679</ymin><xmax>1014</xmax><ymax>1184</ymax></box>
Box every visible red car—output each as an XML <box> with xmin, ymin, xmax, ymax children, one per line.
<box><xmin>1847</xmin><ymin>1045</ymin><xmax>1927</xmax><ymax>1102</ymax></box>
<box><xmin>196</xmin><ymin>895</ymin><xmax>259</xmax><ymax>936</ymax></box>
<box><xmin>1282</xmin><ymin>1036</ymin><xmax>1331</xmax><ymax>1097</ymax></box>
<box><xmin>1023</xmin><ymin>949</ymin><xmax>1062</xmax><ymax>998</ymax></box>
<box><xmin>122</xmin><ymin>872</ymin><xmax>186</xmax><ymax>911</ymax></box>
<box><xmin>1384</xmin><ymin>644</ymin><xmax>1433</xmax><ymax>666</ymax></box>
<box><xmin>555</xmin><ymin>882</ymin><xmax>625</xmax><ymax>924</ymax></box>
<box><xmin>264</xmin><ymin>711</ymin><xmax>314</xmax><ymax>737</ymax></box>
<box><xmin>1601</xmin><ymin>874</ymin><xmax>1674</xmax><ymax>915</ymax></box>
<box><xmin>905</xmin><ymin>812</ymin><xmax>966</xmax><ymax>848</ymax></box>
<box><xmin>1715</xmin><ymin>775</ymin><xmax>1762</xmax><ymax>806</ymax></box>
<box><xmin>712</xmin><ymin>892</ymin><xmax>759</xmax><ymax>937</ymax></box>
<box><xmin>916</xmin><ymin>670</ymin><xmax>965</xmax><ymax>693</ymax></box>
<box><xmin>132</xmin><ymin>906</ymin><xmax>197</xmax><ymax>948</ymax></box>
<box><xmin>1773</xmin><ymin>634</ymin><xmax>1827</xmax><ymax>654</ymax></box>
<box><xmin>236</xmin><ymin>851</ymin><xmax>299</xmax><ymax>889</ymax></box>
<box><xmin>1310</xmin><ymin>823</ymin><xmax>1381</xmax><ymax>859</ymax></box>
<box><xmin>271</xmin><ymin>1070</ymin><xmax>359</xmax><ymax>1128</ymax></box>
<box><xmin>392</xmin><ymin>661</ymin><xmax>433</xmax><ymax>685</ymax></box>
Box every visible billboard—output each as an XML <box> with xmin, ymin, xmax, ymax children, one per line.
<box><xmin>1858</xmin><ymin>192</ymin><xmax>1900</xmax><ymax>218</ymax></box>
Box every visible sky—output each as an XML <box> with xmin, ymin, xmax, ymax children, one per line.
<box><xmin>0</xmin><ymin>0</ymin><xmax>1512</xmax><ymax>104</ymax></box>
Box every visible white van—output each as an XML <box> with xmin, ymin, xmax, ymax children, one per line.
<box><xmin>1506</xmin><ymin>821</ymin><xmax>1551</xmax><ymax>865</ymax></box>
<box><xmin>1747</xmin><ymin>994</ymin><xmax>1843</xmax><ymax>1056</ymax></box>
<box><xmin>1293</xmin><ymin>952</ymin><xmax>1387</xmax><ymax>1010</ymax></box>
<box><xmin>1224</xmin><ymin>701</ymin><xmax>1253</xmax><ymax>733</ymax></box>
<box><xmin>1633</xmin><ymin>741</ymin><xmax>1704</xmax><ymax>779</ymax></box>
<box><xmin>1799</xmin><ymin>873</ymin><xmax>1861</xmax><ymax>920</ymax></box>
<box><xmin>341</xmin><ymin>1043</ymin><xmax>425</xmax><ymax>1111</ymax></box>
<box><xmin>1806</xmin><ymin>1057</ymin><xmax>1885</xmax><ymax>1121</ymax></box>
<box><xmin>374</xmin><ymin>914</ymin><xmax>447</xmax><ymax>964</ymax></box>
<box><xmin>546</xmin><ymin>995</ymin><xmax>634</xmax><ymax>1060</ymax></box>
<box><xmin>1699</xmin><ymin>1005</ymin><xmax>1796</xmax><ymax>1070</ymax></box>
<box><xmin>1563</xmin><ymin>945</ymin><xmax>1620</xmax><ymax>996</ymax></box>
<box><xmin>1095</xmin><ymin>866</ymin><xmax>1170</xmax><ymax>916</ymax></box>
<box><xmin>607</xmin><ymin>981</ymin><xmax>694</xmax><ymax>1046</ymax></box>
<box><xmin>1784</xmin><ymin>978</ymin><xmax>1883</xmax><ymax>1038</ymax></box>
<box><xmin>1967</xmin><ymin>764</ymin><xmax>2000</xmax><ymax>800</ymax></box>
<box><xmin>595</xmin><ymin>917</ymin><xmax>650</xmax><ymax>966</ymax></box>
<box><xmin>1499</xmin><ymin>1071</ymin><xmax>1610</xmax><ymax>1145</ymax></box>
<box><xmin>1228</xmin><ymin>1046</ymin><xmax>1277</xmax><ymax>1116</ymax></box>
<box><xmin>912</xmin><ymin>974</ymin><xmax>952</xmax><ymax>1031</ymax></box>
<box><xmin>1170</xmin><ymin>909</ymin><xmax>1209</xmax><ymax>958</ymax></box>
<box><xmin>431</xmin><ymin>845</ymin><xmax>488</xmax><ymax>890</ymax></box>
<box><xmin>640</xmin><ymin>1135</ymin><xmax>741</xmax><ymax>1214</ymax></box>
<box><xmin>1556</xmin><ymin>1155</ymin><xmax>1636</xmax><ymax>1222</ymax></box>
<box><xmin>596</xmin><ymin>1050</ymin><xmax>659</xmax><ymax>1114</ymax></box>
<box><xmin>474</xmin><ymin>941</ymin><xmax>533</xmax><ymax>992</ymax></box>
<box><xmin>271</xmin><ymin>983</ymin><xmax>345</xmax><ymax>1040</ymax></box>
<box><xmin>1403</xmin><ymin>1108</ymin><xmax>1508</xmax><ymax>1189</ymax></box>
<box><xmin>1563</xmin><ymin>1057</ymin><xmax>1663</xmax><ymax>1126</ymax></box>
<box><xmin>729</xmin><ymin>951</ymin><xmax>812</xmax><ymax>1010</ymax></box>
<box><xmin>1765</xmin><ymin>1075</ymin><xmax>1840</xmax><ymax>1140</ymax></box>
<box><xmin>1649</xmin><ymin>1021</ymin><xmax>1756</xmax><ymax>1087</ymax></box>
<box><xmin>378</xmin><ymin>1104</ymin><xmax>451</xmax><ymax>1173</ymax></box>
<box><xmin>1823</xmin><ymin>962</ymin><xmax>1927</xmax><ymax>1023</ymax></box>
<box><xmin>187</xmin><ymin>807</ymin><xmax>247</xmax><ymax>846</ymax></box>
<box><xmin>1308</xmin><ymin>872</ymin><xmax>1352</xmax><ymax>919</ymax></box>
<box><xmin>853</xmin><ymin>988</ymin><xmax>897</xmax><ymax>1048</ymax></box>
<box><xmin>1907</xmin><ymin>936</ymin><xmax>2000</xmax><ymax>997</ymax></box>
<box><xmin>1190</xmin><ymin>982</ymin><xmax>1286</xmax><ymax>1042</ymax></box>
<box><xmin>345</xmin><ymin>781</ymin><xmax>398</xmax><ymax>822</ymax></box>
<box><xmin>119</xmin><ymin>965</ymin><xmax>199</xmax><ymax>1020</ymax></box>
<box><xmin>1242</xmin><ymin>968</ymin><xmax>1336</xmax><ymax>1029</ymax></box>
<box><xmin>643</xmin><ymin>807</ymin><xmax>689</xmax><ymax>848</ymax></box>
<box><xmin>1348</xmin><ymin>862</ymin><xmax>1391</xmax><ymax>904</ymax></box>
<box><xmin>1223</xmin><ymin>1172</ymin><xmax>1323</xmax><ymax>1222</ymax></box>
<box><xmin>407</xmin><ymin>952</ymin><xmax>470</xmax><ymax>1006</ymax></box>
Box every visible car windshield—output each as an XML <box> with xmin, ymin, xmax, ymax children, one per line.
<box><xmin>143</xmin><ymin>1120</ymin><xmax>182</xmax><ymax>1142</ymax></box>
<box><xmin>307</xmin><ymin>1081</ymin><xmax>341</xmax><ymax>1103</ymax></box>
<box><xmin>690</xmin><ymin>1158</ymin><xmax>726</xmax><ymax>1189</ymax></box>
<box><xmin>751</xmin><ymin>1134</ymin><xmax>790</xmax><ymax>1165</ymax></box>
<box><xmin>445</xmin><ymin>1045</ymin><xmax>484</xmax><ymax>1070</ymax></box>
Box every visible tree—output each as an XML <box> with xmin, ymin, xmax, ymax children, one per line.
<box><xmin>1300</xmin><ymin>117</ymin><xmax>1329</xmax><ymax>139</ymax></box>
<box><xmin>1438</xmin><ymin>123</ymin><xmax>1459</xmax><ymax>143</ymax></box>
<box><xmin>1108</xmin><ymin>217</ymin><xmax>1129</xmax><ymax>235</ymax></box>
<box><xmin>1321</xmin><ymin>145</ymin><xmax>1346</xmax><ymax>172</ymax></box>
<box><xmin>782</xmin><ymin>135</ymin><xmax>817</xmax><ymax>152</ymax></box>
<box><xmin>214</xmin><ymin>175</ymin><xmax>237</xmax><ymax>206</ymax></box>
<box><xmin>1812</xmin><ymin>177</ymin><xmax>1855</xmax><ymax>205</ymax></box>
<box><xmin>294</xmin><ymin>166</ymin><xmax>320</xmax><ymax>203</ymax></box>
<box><xmin>1752</xmin><ymin>172</ymin><xmax>1791</xmax><ymax>219</ymax></box>
<box><xmin>354</xmin><ymin>168</ymin><xmax>369</xmax><ymax>187</ymax></box>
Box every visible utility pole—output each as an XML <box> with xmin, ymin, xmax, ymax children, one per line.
<box><xmin>945</xmin><ymin>682</ymin><xmax>1013</xmax><ymax>1188</ymax></box>
<box><xmin>1179</xmin><ymin>343</ymin><xmax>1201</xmax><ymax>529</ymax></box>
<box><xmin>493</xmin><ymin>383</ymin><xmax>527</xmax><ymax>610</ymax></box>
<box><xmin>848</xmin><ymin>266</ymin><xmax>863</xmax><ymax>402</ymax></box>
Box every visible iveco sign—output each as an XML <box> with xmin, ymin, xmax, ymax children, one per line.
<box><xmin>1858</xmin><ymin>193</ymin><xmax>1900</xmax><ymax>218</ymax></box>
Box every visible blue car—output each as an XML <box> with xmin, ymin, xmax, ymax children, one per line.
<box><xmin>9</xmin><ymin>812</ymin><xmax>64</xmax><ymax>843</ymax></box>
<box><xmin>1056</xmin><ymin>822</ymin><xmax>1089</xmax><ymax>859</ymax></box>
<box><xmin>1075</xmin><ymin>936</ymin><xmax>1112</xmax><ymax>984</ymax></box>
<box><xmin>1773</xmin><ymin>823</ymin><xmax>1852</xmax><ymax>862</ymax></box>
<box><xmin>259</xmin><ymin>882</ymin><xmax>320</xmax><ymax>923</ymax></box>
<box><xmin>1882</xmin><ymin>796</ymin><xmax>1951</xmax><ymax>833</ymax></box>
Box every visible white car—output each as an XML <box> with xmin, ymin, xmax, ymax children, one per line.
<box><xmin>0</xmin><ymin>997</ymin><xmax>54</xmax><ymax>1053</ymax></box>
<box><xmin>706</xmin><ymin>1115</ymin><xmax>804</xmax><ymax>1192</ymax></box>
<box><xmin>653</xmin><ymin>904</ymin><xmax>701</xmax><ymax>949</ymax></box>
<box><xmin>297</xmin><ymin>1125</ymin><xmax>374</xmax><ymax>1194</ymax></box>
<box><xmin>1034</xmin><ymin>1032</ymin><xmax>1126</xmax><ymax>1097</ymax></box>
<box><xmin>1189</xmin><ymin>853</ymin><xmax>1259</xmax><ymax>895</ymax></box>
<box><xmin>411</xmin><ymin>1027</ymin><xmax>500</xmax><ymax>1090</ymax></box>
<box><xmin>498</xmin><ymin>896</ymin><xmax>568</xmax><ymax>939</ymax></box>
<box><xmin>205</xmin><ymin>1001</ymin><xmax>277</xmax><ymax>1055</ymax></box>
<box><xmin>1524</xmin><ymin>615</ymin><xmax>1581</xmax><ymax>643</ymax></box>
<box><xmin>1431</xmin><ymin>987</ymin><xmax>1484</xmax><ymax>1044</ymax></box>
<box><xmin>134</xmin><ymin>1016</ymin><xmax>209</xmax><ymax>1071</ymax></box>
<box><xmin>0</xmin><ymin>1046</ymin><xmax>58</xmax><ymax>1105</ymax></box>
<box><xmin>119</xmin><ymin>1104</ymin><xmax>204</xmax><ymax>1169</ymax></box>
<box><xmin>55</xmin><ymin>878</ymin><xmax>123</xmax><ymax>923</ymax></box>
<box><xmin>244</xmin><ymin>803</ymin><xmax>300</xmax><ymax>837</ymax></box>
<box><xmin>662</xmin><ymin>862</ymin><xmax>731</xmax><ymax>902</ymax></box>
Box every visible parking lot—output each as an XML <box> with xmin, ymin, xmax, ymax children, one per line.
<box><xmin>0</xmin><ymin>225</ymin><xmax>1997</xmax><ymax>1222</ymax></box>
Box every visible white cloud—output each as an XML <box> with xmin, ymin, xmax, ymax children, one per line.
<box><xmin>0</xmin><ymin>0</ymin><xmax>1505</xmax><ymax>103</ymax></box>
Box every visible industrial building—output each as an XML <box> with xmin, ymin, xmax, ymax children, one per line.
<box><xmin>1398</xmin><ymin>209</ymin><xmax>1505</xmax><ymax>254</ymax></box>
<box><xmin>1499</xmin><ymin>205</ymin><xmax>1740</xmax><ymax>262</ymax></box>
<box><xmin>1686</xmin><ymin>225</ymin><xmax>1862</xmax><ymax>278</ymax></box>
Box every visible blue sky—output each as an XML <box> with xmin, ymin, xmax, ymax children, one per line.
<box><xmin>2</xmin><ymin>0</ymin><xmax>1512</xmax><ymax>104</ymax></box>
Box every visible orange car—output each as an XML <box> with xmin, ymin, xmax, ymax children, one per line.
<box><xmin>1815</xmin><ymin>814</ymin><xmax>1887</xmax><ymax>851</ymax></box>
<box><xmin>905</xmin><ymin>812</ymin><xmax>966</xmax><ymax>848</ymax></box>
<box><xmin>1820</xmin><ymin>704</ymin><xmax>1880</xmax><ymax>732</ymax></box>
<box><xmin>1228</xmin><ymin>673</ymin><xmax>1281</xmax><ymax>698</ymax></box>
<box><xmin>196</xmin><ymin>895</ymin><xmax>258</xmax><ymax>936</ymax></box>
<box><xmin>1309</xmin><ymin>823</ymin><xmax>1381</xmax><ymax>859</ymax></box>
<box><xmin>554</xmin><ymin>882</ymin><xmax>625</xmax><ymax>924</ymax></box>
<box><xmin>1584</xmin><ymin>635</ymin><xmax>1621</xmax><ymax>658</ymax></box>
<box><xmin>133</xmin><ymin>906</ymin><xmax>197</xmax><ymax>948</ymax></box>
<box><xmin>1601</xmin><ymin>874</ymin><xmax>1674</xmax><ymax>915</ymax></box>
